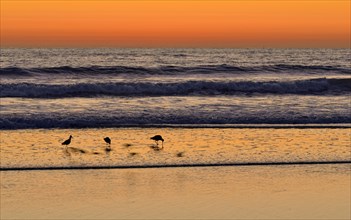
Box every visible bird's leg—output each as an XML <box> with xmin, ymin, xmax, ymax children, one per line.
<box><xmin>155</xmin><ymin>140</ymin><xmax>158</xmax><ymax>146</ymax></box>
<box><xmin>161</xmin><ymin>141</ymin><xmax>164</xmax><ymax>148</ymax></box>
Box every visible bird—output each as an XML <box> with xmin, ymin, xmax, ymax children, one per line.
<box><xmin>104</xmin><ymin>137</ymin><xmax>111</xmax><ymax>145</ymax></box>
<box><xmin>62</xmin><ymin>135</ymin><xmax>73</xmax><ymax>147</ymax></box>
<box><xmin>104</xmin><ymin>137</ymin><xmax>112</xmax><ymax>152</ymax></box>
<box><xmin>150</xmin><ymin>135</ymin><xmax>164</xmax><ymax>148</ymax></box>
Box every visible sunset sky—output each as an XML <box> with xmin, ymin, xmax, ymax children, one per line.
<box><xmin>1</xmin><ymin>0</ymin><xmax>350</xmax><ymax>48</ymax></box>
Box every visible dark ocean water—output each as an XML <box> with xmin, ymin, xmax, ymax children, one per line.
<box><xmin>1</xmin><ymin>48</ymin><xmax>350</xmax><ymax>129</ymax></box>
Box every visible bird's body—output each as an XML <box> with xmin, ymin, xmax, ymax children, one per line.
<box><xmin>62</xmin><ymin>135</ymin><xmax>72</xmax><ymax>147</ymax></box>
<box><xmin>104</xmin><ymin>137</ymin><xmax>111</xmax><ymax>145</ymax></box>
<box><xmin>104</xmin><ymin>137</ymin><xmax>112</xmax><ymax>152</ymax></box>
<box><xmin>150</xmin><ymin>135</ymin><xmax>164</xmax><ymax>148</ymax></box>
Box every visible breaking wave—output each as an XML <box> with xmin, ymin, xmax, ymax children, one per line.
<box><xmin>1</xmin><ymin>78</ymin><xmax>350</xmax><ymax>98</ymax></box>
<box><xmin>1</xmin><ymin>114</ymin><xmax>350</xmax><ymax>129</ymax></box>
<box><xmin>1</xmin><ymin>64</ymin><xmax>350</xmax><ymax>76</ymax></box>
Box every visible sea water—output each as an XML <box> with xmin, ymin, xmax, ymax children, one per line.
<box><xmin>1</xmin><ymin>48</ymin><xmax>350</xmax><ymax>129</ymax></box>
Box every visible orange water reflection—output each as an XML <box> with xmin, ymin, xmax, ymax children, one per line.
<box><xmin>1</xmin><ymin>165</ymin><xmax>350</xmax><ymax>219</ymax></box>
<box><xmin>1</xmin><ymin>128</ymin><xmax>350</xmax><ymax>168</ymax></box>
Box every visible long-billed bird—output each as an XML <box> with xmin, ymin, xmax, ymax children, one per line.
<box><xmin>150</xmin><ymin>135</ymin><xmax>164</xmax><ymax>148</ymax></box>
<box><xmin>62</xmin><ymin>135</ymin><xmax>73</xmax><ymax>147</ymax></box>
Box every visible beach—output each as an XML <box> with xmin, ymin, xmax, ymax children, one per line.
<box><xmin>1</xmin><ymin>48</ymin><xmax>350</xmax><ymax>219</ymax></box>
<box><xmin>1</xmin><ymin>127</ymin><xmax>350</xmax><ymax>219</ymax></box>
<box><xmin>1</xmin><ymin>0</ymin><xmax>351</xmax><ymax>217</ymax></box>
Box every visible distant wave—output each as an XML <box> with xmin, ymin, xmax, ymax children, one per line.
<box><xmin>1</xmin><ymin>114</ymin><xmax>350</xmax><ymax>129</ymax></box>
<box><xmin>1</xmin><ymin>78</ymin><xmax>350</xmax><ymax>98</ymax></box>
<box><xmin>2</xmin><ymin>160</ymin><xmax>350</xmax><ymax>171</ymax></box>
<box><xmin>1</xmin><ymin>64</ymin><xmax>350</xmax><ymax>76</ymax></box>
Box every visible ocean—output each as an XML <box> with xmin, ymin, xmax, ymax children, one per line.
<box><xmin>1</xmin><ymin>48</ymin><xmax>350</xmax><ymax>129</ymax></box>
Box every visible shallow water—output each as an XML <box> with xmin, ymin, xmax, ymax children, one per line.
<box><xmin>1</xmin><ymin>128</ymin><xmax>350</xmax><ymax>169</ymax></box>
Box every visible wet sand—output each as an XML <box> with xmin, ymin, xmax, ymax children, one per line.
<box><xmin>1</xmin><ymin>165</ymin><xmax>350</xmax><ymax>219</ymax></box>
<box><xmin>1</xmin><ymin>128</ymin><xmax>350</xmax><ymax>169</ymax></box>
<box><xmin>1</xmin><ymin>127</ymin><xmax>350</xmax><ymax>219</ymax></box>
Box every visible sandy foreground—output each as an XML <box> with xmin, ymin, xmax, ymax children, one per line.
<box><xmin>1</xmin><ymin>164</ymin><xmax>350</xmax><ymax>219</ymax></box>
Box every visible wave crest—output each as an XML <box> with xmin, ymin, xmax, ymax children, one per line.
<box><xmin>1</xmin><ymin>78</ymin><xmax>350</xmax><ymax>98</ymax></box>
<box><xmin>1</xmin><ymin>64</ymin><xmax>350</xmax><ymax>76</ymax></box>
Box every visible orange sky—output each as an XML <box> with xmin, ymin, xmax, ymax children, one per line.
<box><xmin>1</xmin><ymin>0</ymin><xmax>350</xmax><ymax>48</ymax></box>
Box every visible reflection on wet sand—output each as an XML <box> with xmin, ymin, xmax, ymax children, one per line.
<box><xmin>1</xmin><ymin>165</ymin><xmax>350</xmax><ymax>219</ymax></box>
<box><xmin>1</xmin><ymin>128</ymin><xmax>350</xmax><ymax>169</ymax></box>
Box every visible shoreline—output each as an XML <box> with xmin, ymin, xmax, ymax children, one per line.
<box><xmin>1</xmin><ymin>160</ymin><xmax>351</xmax><ymax>171</ymax></box>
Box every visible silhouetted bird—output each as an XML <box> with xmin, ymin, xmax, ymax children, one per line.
<box><xmin>62</xmin><ymin>135</ymin><xmax>72</xmax><ymax>147</ymax></box>
<box><xmin>104</xmin><ymin>137</ymin><xmax>112</xmax><ymax>152</ymax></box>
<box><xmin>150</xmin><ymin>135</ymin><xmax>164</xmax><ymax>148</ymax></box>
<box><xmin>104</xmin><ymin>137</ymin><xmax>111</xmax><ymax>145</ymax></box>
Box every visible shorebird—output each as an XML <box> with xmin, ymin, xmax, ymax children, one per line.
<box><xmin>150</xmin><ymin>135</ymin><xmax>164</xmax><ymax>148</ymax></box>
<box><xmin>104</xmin><ymin>137</ymin><xmax>112</xmax><ymax>152</ymax></box>
<box><xmin>62</xmin><ymin>135</ymin><xmax>72</xmax><ymax>147</ymax></box>
<box><xmin>104</xmin><ymin>137</ymin><xmax>111</xmax><ymax>145</ymax></box>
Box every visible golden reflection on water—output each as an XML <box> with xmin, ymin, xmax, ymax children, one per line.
<box><xmin>1</xmin><ymin>165</ymin><xmax>350</xmax><ymax>219</ymax></box>
<box><xmin>0</xmin><ymin>128</ymin><xmax>350</xmax><ymax>168</ymax></box>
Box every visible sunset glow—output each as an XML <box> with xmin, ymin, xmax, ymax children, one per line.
<box><xmin>1</xmin><ymin>0</ymin><xmax>350</xmax><ymax>48</ymax></box>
